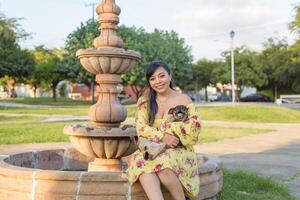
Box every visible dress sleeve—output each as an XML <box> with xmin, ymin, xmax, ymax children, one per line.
<box><xmin>162</xmin><ymin>103</ymin><xmax>201</xmax><ymax>148</ymax></box>
<box><xmin>135</xmin><ymin>97</ymin><xmax>164</xmax><ymax>142</ymax></box>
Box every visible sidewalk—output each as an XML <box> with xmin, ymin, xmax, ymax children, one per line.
<box><xmin>195</xmin><ymin>121</ymin><xmax>300</xmax><ymax>198</ymax></box>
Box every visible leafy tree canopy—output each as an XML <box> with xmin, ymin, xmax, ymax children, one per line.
<box><xmin>64</xmin><ymin>19</ymin><xmax>193</xmax><ymax>98</ymax></box>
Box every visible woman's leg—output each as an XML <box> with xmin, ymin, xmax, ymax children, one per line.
<box><xmin>157</xmin><ymin>169</ymin><xmax>185</xmax><ymax>200</ymax></box>
<box><xmin>139</xmin><ymin>173</ymin><xmax>164</xmax><ymax>200</ymax></box>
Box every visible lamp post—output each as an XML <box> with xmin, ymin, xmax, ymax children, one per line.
<box><xmin>85</xmin><ymin>2</ymin><xmax>97</xmax><ymax>21</ymax></box>
<box><xmin>230</xmin><ymin>30</ymin><xmax>235</xmax><ymax>104</ymax></box>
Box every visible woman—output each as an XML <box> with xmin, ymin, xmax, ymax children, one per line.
<box><xmin>126</xmin><ymin>61</ymin><xmax>201</xmax><ymax>200</ymax></box>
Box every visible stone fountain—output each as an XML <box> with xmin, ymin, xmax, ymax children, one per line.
<box><xmin>63</xmin><ymin>0</ymin><xmax>141</xmax><ymax>172</ymax></box>
<box><xmin>0</xmin><ymin>1</ymin><xmax>223</xmax><ymax>199</ymax></box>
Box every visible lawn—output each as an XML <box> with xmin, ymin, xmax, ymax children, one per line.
<box><xmin>199</xmin><ymin>105</ymin><xmax>300</xmax><ymax>123</ymax></box>
<box><xmin>0</xmin><ymin>97</ymin><xmax>92</xmax><ymax>106</ymax></box>
<box><xmin>0</xmin><ymin>115</ymin><xmax>45</xmax><ymax>122</ymax></box>
<box><xmin>2</xmin><ymin>99</ymin><xmax>300</xmax><ymax>123</ymax></box>
<box><xmin>129</xmin><ymin>105</ymin><xmax>300</xmax><ymax>123</ymax></box>
<box><xmin>0</xmin><ymin>123</ymin><xmax>69</xmax><ymax>144</ymax></box>
<box><xmin>0</xmin><ymin>122</ymin><xmax>272</xmax><ymax>145</ymax></box>
<box><xmin>218</xmin><ymin>169</ymin><xmax>297</xmax><ymax>200</ymax></box>
<box><xmin>0</xmin><ymin>106</ymin><xmax>89</xmax><ymax>115</ymax></box>
<box><xmin>199</xmin><ymin>126</ymin><xmax>272</xmax><ymax>143</ymax></box>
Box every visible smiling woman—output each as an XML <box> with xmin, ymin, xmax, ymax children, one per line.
<box><xmin>126</xmin><ymin>61</ymin><xmax>202</xmax><ymax>200</ymax></box>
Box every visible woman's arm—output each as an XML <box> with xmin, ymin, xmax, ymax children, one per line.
<box><xmin>135</xmin><ymin>97</ymin><xmax>164</xmax><ymax>142</ymax></box>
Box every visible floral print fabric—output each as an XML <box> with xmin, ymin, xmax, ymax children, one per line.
<box><xmin>126</xmin><ymin>97</ymin><xmax>201</xmax><ymax>198</ymax></box>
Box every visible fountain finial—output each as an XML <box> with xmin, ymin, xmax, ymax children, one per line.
<box><xmin>93</xmin><ymin>0</ymin><xmax>123</xmax><ymax>48</ymax></box>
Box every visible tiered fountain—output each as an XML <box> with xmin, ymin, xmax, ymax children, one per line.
<box><xmin>0</xmin><ymin>1</ymin><xmax>223</xmax><ymax>199</ymax></box>
<box><xmin>63</xmin><ymin>0</ymin><xmax>141</xmax><ymax>172</ymax></box>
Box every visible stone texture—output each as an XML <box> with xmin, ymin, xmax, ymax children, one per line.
<box><xmin>36</xmin><ymin>150</ymin><xmax>64</xmax><ymax>170</ymax></box>
<box><xmin>0</xmin><ymin>149</ymin><xmax>222</xmax><ymax>200</ymax></box>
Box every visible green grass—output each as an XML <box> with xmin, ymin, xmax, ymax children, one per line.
<box><xmin>218</xmin><ymin>169</ymin><xmax>297</xmax><ymax>200</ymax></box>
<box><xmin>199</xmin><ymin>126</ymin><xmax>273</xmax><ymax>143</ymax></box>
<box><xmin>0</xmin><ymin>106</ymin><xmax>89</xmax><ymax>115</ymax></box>
<box><xmin>2</xmin><ymin>97</ymin><xmax>300</xmax><ymax>123</ymax></box>
<box><xmin>2</xmin><ymin>104</ymin><xmax>300</xmax><ymax>123</ymax></box>
<box><xmin>199</xmin><ymin>105</ymin><xmax>300</xmax><ymax>123</ymax></box>
<box><xmin>0</xmin><ymin>122</ymin><xmax>272</xmax><ymax>145</ymax></box>
<box><xmin>126</xmin><ymin>105</ymin><xmax>300</xmax><ymax>123</ymax></box>
<box><xmin>0</xmin><ymin>123</ymin><xmax>70</xmax><ymax>144</ymax></box>
<box><xmin>0</xmin><ymin>97</ymin><xmax>92</xmax><ymax>106</ymax></box>
<box><xmin>0</xmin><ymin>115</ymin><xmax>45</xmax><ymax>122</ymax></box>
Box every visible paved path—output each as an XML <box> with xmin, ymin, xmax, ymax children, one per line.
<box><xmin>195</xmin><ymin>121</ymin><xmax>300</xmax><ymax>198</ymax></box>
<box><xmin>0</xmin><ymin>102</ymin><xmax>50</xmax><ymax>108</ymax></box>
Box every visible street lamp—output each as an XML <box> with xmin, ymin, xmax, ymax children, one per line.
<box><xmin>230</xmin><ymin>30</ymin><xmax>235</xmax><ymax>104</ymax></box>
<box><xmin>85</xmin><ymin>2</ymin><xmax>97</xmax><ymax>21</ymax></box>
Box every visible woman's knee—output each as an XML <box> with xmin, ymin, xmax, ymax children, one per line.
<box><xmin>158</xmin><ymin>168</ymin><xmax>176</xmax><ymax>178</ymax></box>
<box><xmin>157</xmin><ymin>169</ymin><xmax>178</xmax><ymax>184</ymax></box>
<box><xmin>139</xmin><ymin>173</ymin><xmax>161</xmax><ymax>186</ymax></box>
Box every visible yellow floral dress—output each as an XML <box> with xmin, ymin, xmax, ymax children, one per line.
<box><xmin>126</xmin><ymin>97</ymin><xmax>201</xmax><ymax>198</ymax></box>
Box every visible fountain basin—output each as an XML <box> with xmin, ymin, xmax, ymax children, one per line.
<box><xmin>76</xmin><ymin>47</ymin><xmax>140</xmax><ymax>74</ymax></box>
<box><xmin>64</xmin><ymin>125</ymin><xmax>137</xmax><ymax>159</ymax></box>
<box><xmin>0</xmin><ymin>148</ymin><xmax>222</xmax><ymax>200</ymax></box>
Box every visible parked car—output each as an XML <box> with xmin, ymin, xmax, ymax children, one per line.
<box><xmin>240</xmin><ymin>93</ymin><xmax>271</xmax><ymax>102</ymax></box>
<box><xmin>218</xmin><ymin>94</ymin><xmax>232</xmax><ymax>102</ymax></box>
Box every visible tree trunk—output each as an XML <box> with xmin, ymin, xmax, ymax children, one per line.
<box><xmin>272</xmin><ymin>85</ymin><xmax>278</xmax><ymax>102</ymax></box>
<box><xmin>236</xmin><ymin>83</ymin><xmax>241</xmax><ymax>102</ymax></box>
<box><xmin>205</xmin><ymin>85</ymin><xmax>208</xmax><ymax>102</ymax></box>
<box><xmin>52</xmin><ymin>81</ymin><xmax>58</xmax><ymax>102</ymax></box>
<box><xmin>6</xmin><ymin>78</ymin><xmax>15</xmax><ymax>98</ymax></box>
<box><xmin>33</xmin><ymin>86</ymin><xmax>37</xmax><ymax>98</ymax></box>
<box><xmin>130</xmin><ymin>85</ymin><xmax>141</xmax><ymax>101</ymax></box>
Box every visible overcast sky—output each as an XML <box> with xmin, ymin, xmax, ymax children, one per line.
<box><xmin>0</xmin><ymin>0</ymin><xmax>299</xmax><ymax>61</ymax></box>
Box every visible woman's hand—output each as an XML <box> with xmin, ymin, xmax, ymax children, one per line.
<box><xmin>162</xmin><ymin>133</ymin><xmax>179</xmax><ymax>148</ymax></box>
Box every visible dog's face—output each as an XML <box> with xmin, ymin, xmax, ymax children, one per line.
<box><xmin>168</xmin><ymin>105</ymin><xmax>189</xmax><ymax>122</ymax></box>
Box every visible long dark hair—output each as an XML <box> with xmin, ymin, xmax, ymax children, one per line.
<box><xmin>142</xmin><ymin>60</ymin><xmax>175</xmax><ymax>125</ymax></box>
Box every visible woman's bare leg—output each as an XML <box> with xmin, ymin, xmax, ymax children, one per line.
<box><xmin>139</xmin><ymin>173</ymin><xmax>164</xmax><ymax>200</ymax></box>
<box><xmin>157</xmin><ymin>169</ymin><xmax>185</xmax><ymax>200</ymax></box>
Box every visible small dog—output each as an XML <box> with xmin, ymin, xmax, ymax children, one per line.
<box><xmin>138</xmin><ymin>105</ymin><xmax>189</xmax><ymax>160</ymax></box>
<box><xmin>167</xmin><ymin>104</ymin><xmax>189</xmax><ymax>122</ymax></box>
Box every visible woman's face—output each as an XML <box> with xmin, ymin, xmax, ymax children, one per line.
<box><xmin>148</xmin><ymin>67</ymin><xmax>172</xmax><ymax>94</ymax></box>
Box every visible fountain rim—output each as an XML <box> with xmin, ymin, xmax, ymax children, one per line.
<box><xmin>76</xmin><ymin>48</ymin><xmax>141</xmax><ymax>60</ymax></box>
<box><xmin>63</xmin><ymin>124</ymin><xmax>137</xmax><ymax>137</ymax></box>
<box><xmin>0</xmin><ymin>148</ymin><xmax>222</xmax><ymax>179</ymax></box>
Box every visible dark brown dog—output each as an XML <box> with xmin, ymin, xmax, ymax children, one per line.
<box><xmin>167</xmin><ymin>105</ymin><xmax>189</xmax><ymax>122</ymax></box>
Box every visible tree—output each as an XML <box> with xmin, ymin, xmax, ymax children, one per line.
<box><xmin>191</xmin><ymin>59</ymin><xmax>224</xmax><ymax>101</ymax></box>
<box><xmin>259</xmin><ymin>38</ymin><xmax>292</xmax><ymax>100</ymax></box>
<box><xmin>64</xmin><ymin>19</ymin><xmax>98</xmax><ymax>101</ymax></box>
<box><xmin>64</xmin><ymin>20</ymin><xmax>193</xmax><ymax>100</ymax></box>
<box><xmin>288</xmin><ymin>6</ymin><xmax>300</xmax><ymax>93</ymax></box>
<box><xmin>222</xmin><ymin>46</ymin><xmax>267</xmax><ymax>100</ymax></box>
<box><xmin>30</xmin><ymin>46</ymin><xmax>69</xmax><ymax>101</ymax></box>
<box><xmin>64</xmin><ymin>19</ymin><xmax>98</xmax><ymax>86</ymax></box>
<box><xmin>289</xmin><ymin>4</ymin><xmax>300</xmax><ymax>38</ymax></box>
<box><xmin>119</xmin><ymin>27</ymin><xmax>193</xmax><ymax>98</ymax></box>
<box><xmin>286</xmin><ymin>41</ymin><xmax>300</xmax><ymax>93</ymax></box>
<box><xmin>0</xmin><ymin>16</ymin><xmax>34</xmax><ymax>97</ymax></box>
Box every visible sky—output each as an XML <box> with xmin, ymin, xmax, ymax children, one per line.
<box><xmin>0</xmin><ymin>0</ymin><xmax>299</xmax><ymax>61</ymax></box>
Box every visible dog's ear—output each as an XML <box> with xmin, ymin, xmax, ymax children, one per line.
<box><xmin>168</xmin><ymin>107</ymin><xmax>175</xmax><ymax>114</ymax></box>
